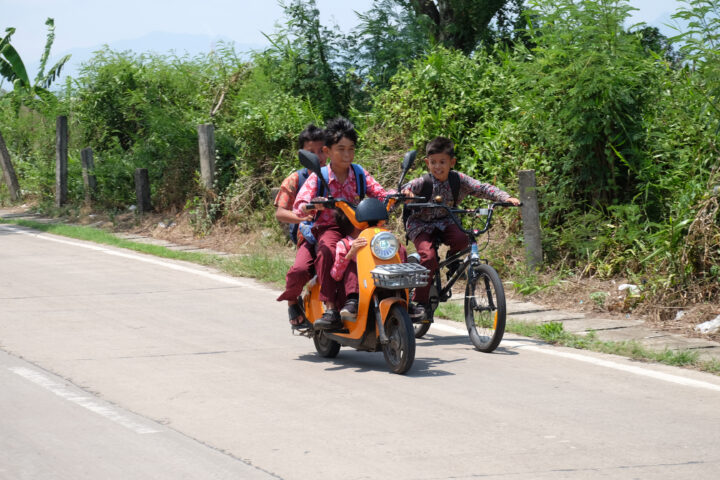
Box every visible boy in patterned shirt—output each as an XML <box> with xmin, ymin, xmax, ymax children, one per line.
<box><xmin>403</xmin><ymin>136</ymin><xmax>520</xmax><ymax>313</ymax></box>
<box><xmin>293</xmin><ymin>117</ymin><xmax>392</xmax><ymax>330</ymax></box>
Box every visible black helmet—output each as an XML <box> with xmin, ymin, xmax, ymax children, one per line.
<box><xmin>355</xmin><ymin>198</ymin><xmax>388</xmax><ymax>223</ymax></box>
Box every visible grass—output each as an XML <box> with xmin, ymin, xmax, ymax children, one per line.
<box><xmin>0</xmin><ymin>218</ymin><xmax>292</xmax><ymax>286</ymax></box>
<box><xmin>4</xmin><ymin>216</ymin><xmax>719</xmax><ymax>376</ymax></box>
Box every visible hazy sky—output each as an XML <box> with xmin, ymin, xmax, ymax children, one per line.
<box><xmin>2</xmin><ymin>0</ymin><xmax>687</xmax><ymax>61</ymax></box>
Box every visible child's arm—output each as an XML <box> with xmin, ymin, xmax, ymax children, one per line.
<box><xmin>331</xmin><ymin>239</ymin><xmax>352</xmax><ymax>281</ymax></box>
<box><xmin>345</xmin><ymin>237</ymin><xmax>367</xmax><ymax>261</ymax></box>
<box><xmin>292</xmin><ymin>173</ymin><xmax>320</xmax><ymax>217</ymax></box>
<box><xmin>460</xmin><ymin>172</ymin><xmax>520</xmax><ymax>205</ymax></box>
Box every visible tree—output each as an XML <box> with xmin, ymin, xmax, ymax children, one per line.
<box><xmin>0</xmin><ymin>18</ymin><xmax>70</xmax><ymax>201</ymax></box>
<box><xmin>403</xmin><ymin>0</ymin><xmax>514</xmax><ymax>53</ymax></box>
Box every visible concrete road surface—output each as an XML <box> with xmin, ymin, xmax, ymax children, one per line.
<box><xmin>2</xmin><ymin>222</ymin><xmax>720</xmax><ymax>480</ymax></box>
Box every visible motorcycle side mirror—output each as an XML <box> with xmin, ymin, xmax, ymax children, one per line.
<box><xmin>298</xmin><ymin>149</ymin><xmax>332</xmax><ymax>198</ymax></box>
<box><xmin>397</xmin><ymin>150</ymin><xmax>417</xmax><ymax>190</ymax></box>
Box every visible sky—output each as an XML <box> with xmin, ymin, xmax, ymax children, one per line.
<box><xmin>1</xmin><ymin>0</ymin><xmax>688</xmax><ymax>80</ymax></box>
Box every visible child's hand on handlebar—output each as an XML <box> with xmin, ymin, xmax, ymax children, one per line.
<box><xmin>506</xmin><ymin>197</ymin><xmax>521</xmax><ymax>206</ymax></box>
<box><xmin>303</xmin><ymin>197</ymin><xmax>328</xmax><ymax>212</ymax></box>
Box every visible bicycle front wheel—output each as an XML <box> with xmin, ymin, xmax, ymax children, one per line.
<box><xmin>464</xmin><ymin>264</ymin><xmax>506</xmax><ymax>352</ymax></box>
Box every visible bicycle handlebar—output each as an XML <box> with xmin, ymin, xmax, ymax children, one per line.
<box><xmin>405</xmin><ymin>201</ymin><xmax>521</xmax><ymax>236</ymax></box>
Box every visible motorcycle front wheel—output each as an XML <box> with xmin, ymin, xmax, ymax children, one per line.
<box><xmin>382</xmin><ymin>305</ymin><xmax>416</xmax><ymax>374</ymax></box>
<box><xmin>313</xmin><ymin>331</ymin><xmax>340</xmax><ymax>358</ymax></box>
<box><xmin>464</xmin><ymin>264</ymin><xmax>506</xmax><ymax>352</ymax></box>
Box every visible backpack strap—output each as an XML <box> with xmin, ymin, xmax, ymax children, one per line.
<box><xmin>317</xmin><ymin>166</ymin><xmax>330</xmax><ymax>198</ymax></box>
<box><xmin>289</xmin><ymin>167</ymin><xmax>311</xmax><ymax>245</ymax></box>
<box><xmin>351</xmin><ymin>164</ymin><xmax>366</xmax><ymax>200</ymax></box>
<box><xmin>420</xmin><ymin>173</ymin><xmax>434</xmax><ymax>202</ymax></box>
<box><xmin>297</xmin><ymin>167</ymin><xmax>310</xmax><ymax>191</ymax></box>
<box><xmin>448</xmin><ymin>170</ymin><xmax>460</xmax><ymax>206</ymax></box>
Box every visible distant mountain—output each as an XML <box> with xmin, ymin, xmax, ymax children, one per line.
<box><xmin>32</xmin><ymin>31</ymin><xmax>266</xmax><ymax>87</ymax></box>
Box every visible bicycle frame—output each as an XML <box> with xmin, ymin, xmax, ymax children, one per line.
<box><xmin>411</xmin><ymin>202</ymin><xmax>514</xmax><ymax>312</ymax></box>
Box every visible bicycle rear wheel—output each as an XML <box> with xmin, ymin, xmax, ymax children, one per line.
<box><xmin>464</xmin><ymin>264</ymin><xmax>506</xmax><ymax>352</ymax></box>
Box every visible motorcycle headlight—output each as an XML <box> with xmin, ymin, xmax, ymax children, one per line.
<box><xmin>370</xmin><ymin>231</ymin><xmax>399</xmax><ymax>260</ymax></box>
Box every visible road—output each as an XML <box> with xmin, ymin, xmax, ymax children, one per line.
<box><xmin>1</xmin><ymin>222</ymin><xmax>720</xmax><ymax>480</ymax></box>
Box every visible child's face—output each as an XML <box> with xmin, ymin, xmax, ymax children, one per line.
<box><xmin>425</xmin><ymin>153</ymin><xmax>456</xmax><ymax>182</ymax></box>
<box><xmin>302</xmin><ymin>140</ymin><xmax>328</xmax><ymax>167</ymax></box>
<box><xmin>324</xmin><ymin>136</ymin><xmax>356</xmax><ymax>174</ymax></box>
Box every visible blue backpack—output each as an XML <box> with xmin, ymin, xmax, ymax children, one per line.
<box><xmin>289</xmin><ymin>164</ymin><xmax>367</xmax><ymax>245</ymax></box>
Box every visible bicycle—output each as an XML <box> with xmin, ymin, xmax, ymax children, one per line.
<box><xmin>406</xmin><ymin>201</ymin><xmax>520</xmax><ymax>352</ymax></box>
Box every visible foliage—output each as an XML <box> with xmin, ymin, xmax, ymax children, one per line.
<box><xmin>259</xmin><ymin>0</ymin><xmax>362</xmax><ymax>118</ymax></box>
<box><xmin>672</xmin><ymin>0</ymin><xmax>720</xmax><ymax>133</ymax></box>
<box><xmin>0</xmin><ymin>18</ymin><xmax>71</xmax><ymax>108</ymax></box>
<box><xmin>520</xmin><ymin>0</ymin><xmax>659</xmax><ymax>209</ymax></box>
<box><xmin>404</xmin><ymin>0</ymin><xmax>518</xmax><ymax>53</ymax></box>
<box><xmin>349</xmin><ymin>0</ymin><xmax>432</xmax><ymax>88</ymax></box>
<box><xmin>364</xmin><ymin>45</ymin><xmax>524</xmax><ymax>186</ymax></box>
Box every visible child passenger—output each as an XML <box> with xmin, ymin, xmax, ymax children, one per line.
<box><xmin>293</xmin><ymin>117</ymin><xmax>391</xmax><ymax>330</ymax></box>
<box><xmin>330</xmin><ymin>210</ymin><xmax>367</xmax><ymax>321</ymax></box>
<box><xmin>275</xmin><ymin>124</ymin><xmax>327</xmax><ymax>328</ymax></box>
<box><xmin>403</xmin><ymin>136</ymin><xmax>521</xmax><ymax>314</ymax></box>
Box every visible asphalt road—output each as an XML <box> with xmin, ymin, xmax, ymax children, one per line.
<box><xmin>2</xmin><ymin>222</ymin><xmax>720</xmax><ymax>480</ymax></box>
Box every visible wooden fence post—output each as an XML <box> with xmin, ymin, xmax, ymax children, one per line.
<box><xmin>519</xmin><ymin>169</ymin><xmax>542</xmax><ymax>270</ymax></box>
<box><xmin>134</xmin><ymin>168</ymin><xmax>152</xmax><ymax>213</ymax></box>
<box><xmin>81</xmin><ymin>147</ymin><xmax>97</xmax><ymax>204</ymax></box>
<box><xmin>0</xmin><ymin>130</ymin><xmax>21</xmax><ymax>201</ymax></box>
<box><xmin>55</xmin><ymin>115</ymin><xmax>68</xmax><ymax>207</ymax></box>
<box><xmin>198</xmin><ymin>124</ymin><xmax>215</xmax><ymax>190</ymax></box>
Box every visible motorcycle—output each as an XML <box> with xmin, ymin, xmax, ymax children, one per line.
<box><xmin>294</xmin><ymin>149</ymin><xmax>429</xmax><ymax>374</ymax></box>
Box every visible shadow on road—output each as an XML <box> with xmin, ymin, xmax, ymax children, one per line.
<box><xmin>294</xmin><ymin>351</ymin><xmax>461</xmax><ymax>377</ymax></box>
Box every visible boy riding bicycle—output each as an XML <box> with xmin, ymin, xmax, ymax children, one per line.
<box><xmin>402</xmin><ymin>136</ymin><xmax>520</xmax><ymax>314</ymax></box>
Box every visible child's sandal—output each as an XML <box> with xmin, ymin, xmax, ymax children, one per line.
<box><xmin>288</xmin><ymin>304</ymin><xmax>309</xmax><ymax>329</ymax></box>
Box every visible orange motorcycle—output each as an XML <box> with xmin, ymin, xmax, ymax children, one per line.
<box><xmin>294</xmin><ymin>150</ymin><xmax>428</xmax><ymax>374</ymax></box>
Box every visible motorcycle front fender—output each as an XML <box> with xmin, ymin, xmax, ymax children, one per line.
<box><xmin>378</xmin><ymin>297</ymin><xmax>408</xmax><ymax>324</ymax></box>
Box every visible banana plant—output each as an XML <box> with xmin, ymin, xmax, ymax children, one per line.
<box><xmin>0</xmin><ymin>18</ymin><xmax>71</xmax><ymax>104</ymax></box>
<box><xmin>0</xmin><ymin>18</ymin><xmax>71</xmax><ymax>201</ymax></box>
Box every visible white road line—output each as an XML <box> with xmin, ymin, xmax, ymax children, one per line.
<box><xmin>9</xmin><ymin>367</ymin><xmax>161</xmax><ymax>434</ymax></box>
<box><xmin>1</xmin><ymin>224</ymin><xmax>269</xmax><ymax>291</ymax></box>
<box><xmin>431</xmin><ymin>322</ymin><xmax>720</xmax><ymax>393</ymax></box>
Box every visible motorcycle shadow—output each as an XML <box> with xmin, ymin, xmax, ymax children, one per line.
<box><xmin>295</xmin><ymin>351</ymin><xmax>460</xmax><ymax>377</ymax></box>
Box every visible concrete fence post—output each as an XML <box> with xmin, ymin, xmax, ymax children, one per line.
<box><xmin>55</xmin><ymin>115</ymin><xmax>68</xmax><ymax>207</ymax></box>
<box><xmin>0</xmin><ymin>130</ymin><xmax>21</xmax><ymax>201</ymax></box>
<box><xmin>519</xmin><ymin>169</ymin><xmax>542</xmax><ymax>270</ymax></box>
<box><xmin>134</xmin><ymin>168</ymin><xmax>152</xmax><ymax>213</ymax></box>
<box><xmin>198</xmin><ymin>124</ymin><xmax>216</xmax><ymax>190</ymax></box>
<box><xmin>81</xmin><ymin>147</ymin><xmax>97</xmax><ymax>204</ymax></box>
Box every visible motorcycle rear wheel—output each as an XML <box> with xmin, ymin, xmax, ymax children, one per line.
<box><xmin>382</xmin><ymin>305</ymin><xmax>416</xmax><ymax>374</ymax></box>
<box><xmin>413</xmin><ymin>321</ymin><xmax>431</xmax><ymax>338</ymax></box>
<box><xmin>313</xmin><ymin>331</ymin><xmax>340</xmax><ymax>358</ymax></box>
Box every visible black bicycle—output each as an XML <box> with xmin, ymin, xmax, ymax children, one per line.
<box><xmin>407</xmin><ymin>201</ymin><xmax>519</xmax><ymax>352</ymax></box>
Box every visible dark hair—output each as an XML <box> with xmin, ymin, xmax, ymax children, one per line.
<box><xmin>334</xmin><ymin>208</ymin><xmax>355</xmax><ymax>237</ymax></box>
<box><xmin>298</xmin><ymin>124</ymin><xmax>326</xmax><ymax>149</ymax></box>
<box><xmin>425</xmin><ymin>136</ymin><xmax>454</xmax><ymax>157</ymax></box>
<box><xmin>325</xmin><ymin>117</ymin><xmax>358</xmax><ymax>147</ymax></box>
